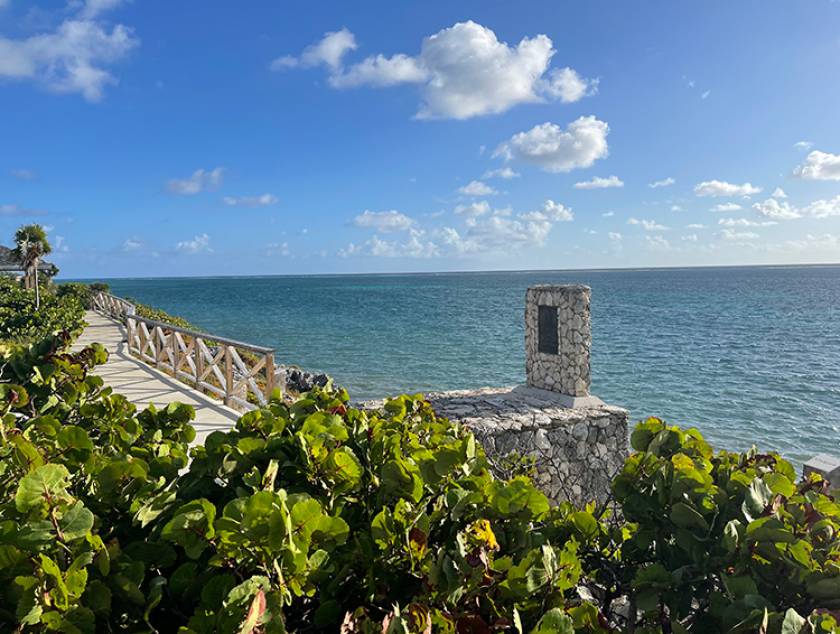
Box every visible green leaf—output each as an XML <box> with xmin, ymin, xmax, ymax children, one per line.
<box><xmin>529</xmin><ymin>608</ymin><xmax>574</xmax><ymax>634</ymax></box>
<box><xmin>161</xmin><ymin>499</ymin><xmax>216</xmax><ymax>559</ymax></box>
<box><xmin>15</xmin><ymin>464</ymin><xmax>71</xmax><ymax>512</ymax></box>
<box><xmin>781</xmin><ymin>608</ymin><xmax>807</xmax><ymax>634</ymax></box>
<box><xmin>59</xmin><ymin>502</ymin><xmax>94</xmax><ymax>542</ymax></box>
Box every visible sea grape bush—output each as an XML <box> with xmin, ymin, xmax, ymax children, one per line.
<box><xmin>1</xmin><ymin>331</ymin><xmax>839</xmax><ymax>632</ymax></box>
<box><xmin>0</xmin><ymin>277</ymin><xmax>87</xmax><ymax>343</ymax></box>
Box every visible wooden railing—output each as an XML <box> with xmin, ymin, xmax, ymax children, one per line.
<box><xmin>92</xmin><ymin>292</ymin><xmax>136</xmax><ymax>319</ymax></box>
<box><xmin>92</xmin><ymin>292</ymin><xmax>276</xmax><ymax>411</ymax></box>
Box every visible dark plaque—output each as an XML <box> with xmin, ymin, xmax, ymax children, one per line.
<box><xmin>537</xmin><ymin>305</ymin><xmax>558</xmax><ymax>354</ymax></box>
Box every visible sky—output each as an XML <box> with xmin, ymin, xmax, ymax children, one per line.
<box><xmin>1</xmin><ymin>0</ymin><xmax>840</xmax><ymax>278</ymax></box>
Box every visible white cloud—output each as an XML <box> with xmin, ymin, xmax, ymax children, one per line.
<box><xmin>701</xmin><ymin>90</ymin><xmax>711</xmax><ymax>100</ymax></box>
<box><xmin>771</xmin><ymin>187</ymin><xmax>787</xmax><ymax>199</ymax></box>
<box><xmin>628</xmin><ymin>217</ymin><xmax>667</xmax><ymax>231</ymax></box>
<box><xmin>0</xmin><ymin>18</ymin><xmax>138</xmax><ymax>101</ymax></box>
<box><xmin>718</xmin><ymin>217</ymin><xmax>777</xmax><ymax>227</ymax></box>
<box><xmin>670</xmin><ymin>205</ymin><xmax>683</xmax><ymax>212</ymax></box>
<box><xmin>10</xmin><ymin>168</ymin><xmax>37</xmax><ymax>180</ymax></box>
<box><xmin>752</xmin><ymin>195</ymin><xmax>840</xmax><ymax>221</ymax></box>
<box><xmin>608</xmin><ymin>231</ymin><xmax>622</xmax><ymax>241</ymax></box>
<box><xmin>710</xmin><ymin>202</ymin><xmax>742</xmax><ymax>212</ymax></box>
<box><xmin>454</xmin><ymin>200</ymin><xmax>491</xmax><ymax>218</ymax></box>
<box><xmin>329</xmin><ymin>53</ymin><xmax>426</xmax><ymax>87</ymax></box>
<box><xmin>602</xmin><ymin>211</ymin><xmax>615</xmax><ymax>217</ymax></box>
<box><xmin>176</xmin><ymin>233</ymin><xmax>211</xmax><ymax>254</ymax></box>
<box><xmin>573</xmin><ymin>175</ymin><xmax>623</xmax><ymax>190</ymax></box>
<box><xmin>648</xmin><ymin>177</ymin><xmax>675</xmax><ymax>189</ymax></box>
<box><xmin>271</xmin><ymin>28</ymin><xmax>356</xmax><ymax>71</ymax></box>
<box><xmin>482</xmin><ymin>166</ymin><xmax>520</xmax><ymax>180</ymax></box>
<box><xmin>794</xmin><ymin>141</ymin><xmax>814</xmax><ymax>151</ymax></box>
<box><xmin>687</xmin><ymin>223</ymin><xmax>705</xmax><ymax>229</ymax></box>
<box><xmin>167</xmin><ymin>168</ymin><xmax>224</xmax><ymax>195</ymax></box>
<box><xmin>73</xmin><ymin>0</ymin><xmax>126</xmax><ymax>19</ymax></box>
<box><xmin>681</xmin><ymin>234</ymin><xmax>698</xmax><ymax>242</ymax></box>
<box><xmin>340</xmin><ymin>230</ymin><xmax>439</xmax><ymax>259</ymax></box>
<box><xmin>694</xmin><ymin>180</ymin><xmax>762</xmax><ymax>197</ymax></box>
<box><xmin>721</xmin><ymin>228</ymin><xmax>759</xmax><ymax>242</ymax></box>
<box><xmin>458</xmin><ymin>180</ymin><xmax>497</xmax><ymax>196</ymax></box>
<box><xmin>793</xmin><ymin>150</ymin><xmax>840</xmax><ymax>181</ymax></box>
<box><xmin>645</xmin><ymin>235</ymin><xmax>672</xmax><ymax>250</ymax></box>
<box><xmin>353</xmin><ymin>209</ymin><xmax>415</xmax><ymax>232</ymax></box>
<box><xmin>520</xmin><ymin>199</ymin><xmax>574</xmax><ymax>222</ymax></box>
<box><xmin>494</xmin><ymin>116</ymin><xmax>609</xmax><ymax>173</ymax></box>
<box><xmin>540</xmin><ymin>66</ymin><xmax>599</xmax><ymax>103</ymax></box>
<box><xmin>223</xmin><ymin>193</ymin><xmax>278</xmax><ymax>207</ymax></box>
<box><xmin>280</xmin><ymin>21</ymin><xmax>596</xmax><ymax>119</ymax></box>
<box><xmin>121</xmin><ymin>237</ymin><xmax>142</xmax><ymax>251</ymax></box>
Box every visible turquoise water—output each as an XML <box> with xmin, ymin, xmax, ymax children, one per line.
<box><xmin>86</xmin><ymin>266</ymin><xmax>840</xmax><ymax>464</ymax></box>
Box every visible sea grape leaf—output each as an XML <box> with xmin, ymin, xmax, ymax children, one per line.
<box><xmin>15</xmin><ymin>463</ymin><xmax>71</xmax><ymax>512</ymax></box>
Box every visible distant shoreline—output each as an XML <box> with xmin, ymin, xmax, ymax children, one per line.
<box><xmin>62</xmin><ymin>260</ymin><xmax>840</xmax><ymax>283</ymax></box>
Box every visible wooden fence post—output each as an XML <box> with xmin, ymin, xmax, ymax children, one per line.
<box><xmin>224</xmin><ymin>346</ymin><xmax>233</xmax><ymax>407</ymax></box>
<box><xmin>196</xmin><ymin>338</ymin><xmax>204</xmax><ymax>394</ymax></box>
<box><xmin>265</xmin><ymin>352</ymin><xmax>275</xmax><ymax>403</ymax></box>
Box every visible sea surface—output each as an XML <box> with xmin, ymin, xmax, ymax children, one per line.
<box><xmin>87</xmin><ymin>266</ymin><xmax>840</xmax><ymax>464</ymax></box>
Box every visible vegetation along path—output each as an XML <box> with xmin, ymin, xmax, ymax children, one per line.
<box><xmin>72</xmin><ymin>309</ymin><xmax>240</xmax><ymax>445</ymax></box>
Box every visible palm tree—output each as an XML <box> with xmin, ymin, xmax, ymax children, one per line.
<box><xmin>12</xmin><ymin>224</ymin><xmax>52</xmax><ymax>310</ymax></box>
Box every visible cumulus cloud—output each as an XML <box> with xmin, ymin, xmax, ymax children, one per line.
<box><xmin>339</xmin><ymin>230</ymin><xmax>439</xmax><ymax>259</ymax></box>
<box><xmin>721</xmin><ymin>228</ymin><xmax>759</xmax><ymax>242</ymax></box>
<box><xmin>648</xmin><ymin>177</ymin><xmax>675</xmax><ymax>189</ymax></box>
<box><xmin>72</xmin><ymin>0</ymin><xmax>127</xmax><ymax>19</ymax></box>
<box><xmin>494</xmin><ymin>116</ymin><xmax>609</xmax><ymax>173</ymax></box>
<box><xmin>687</xmin><ymin>223</ymin><xmax>706</xmax><ymax>229</ymax></box>
<box><xmin>539</xmin><ymin>66</ymin><xmax>598</xmax><ymax>103</ymax></box>
<box><xmin>694</xmin><ymin>180</ymin><xmax>762</xmax><ymax>197</ymax></box>
<box><xmin>608</xmin><ymin>231</ymin><xmax>622</xmax><ymax>241</ymax></box>
<box><xmin>752</xmin><ymin>194</ymin><xmax>840</xmax><ymax>221</ymax></box>
<box><xmin>482</xmin><ymin>166</ymin><xmax>520</xmax><ymax>180</ymax></box>
<box><xmin>276</xmin><ymin>21</ymin><xmax>597</xmax><ymax>119</ymax></box>
<box><xmin>628</xmin><ymin>218</ymin><xmax>667</xmax><ymax>231</ymax></box>
<box><xmin>271</xmin><ymin>28</ymin><xmax>356</xmax><ymax>71</ymax></box>
<box><xmin>771</xmin><ymin>188</ymin><xmax>787</xmax><ymax>199</ymax></box>
<box><xmin>718</xmin><ymin>218</ymin><xmax>777</xmax><ymax>227</ymax></box>
<box><xmin>458</xmin><ymin>180</ymin><xmax>497</xmax><ymax>196</ymax></box>
<box><xmin>223</xmin><ymin>193</ymin><xmax>278</xmax><ymax>207</ymax></box>
<box><xmin>573</xmin><ymin>175</ymin><xmax>623</xmax><ymax>190</ymax></box>
<box><xmin>343</xmin><ymin>198</ymin><xmax>572</xmax><ymax>258</ymax></box>
<box><xmin>794</xmin><ymin>141</ymin><xmax>814</xmax><ymax>151</ymax></box>
<box><xmin>0</xmin><ymin>14</ymin><xmax>138</xmax><ymax>101</ymax></box>
<box><xmin>710</xmin><ymin>202</ymin><xmax>742</xmax><ymax>212</ymax></box>
<box><xmin>793</xmin><ymin>150</ymin><xmax>840</xmax><ymax>181</ymax></box>
<box><xmin>353</xmin><ymin>209</ymin><xmax>415</xmax><ymax>232</ymax></box>
<box><xmin>167</xmin><ymin>168</ymin><xmax>224</xmax><ymax>195</ymax></box>
<box><xmin>176</xmin><ymin>233</ymin><xmax>211</xmax><ymax>254</ymax></box>
<box><xmin>121</xmin><ymin>237</ymin><xmax>142</xmax><ymax>251</ymax></box>
<box><xmin>645</xmin><ymin>235</ymin><xmax>672</xmax><ymax>250</ymax></box>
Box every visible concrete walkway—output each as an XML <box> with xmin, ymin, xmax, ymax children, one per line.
<box><xmin>72</xmin><ymin>310</ymin><xmax>240</xmax><ymax>445</ymax></box>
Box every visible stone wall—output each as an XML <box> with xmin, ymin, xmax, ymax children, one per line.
<box><xmin>525</xmin><ymin>285</ymin><xmax>592</xmax><ymax>397</ymax></box>
<box><xmin>425</xmin><ymin>386</ymin><xmax>628</xmax><ymax>506</ymax></box>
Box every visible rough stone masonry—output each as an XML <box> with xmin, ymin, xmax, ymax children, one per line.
<box><xmin>426</xmin><ymin>285</ymin><xmax>629</xmax><ymax>506</ymax></box>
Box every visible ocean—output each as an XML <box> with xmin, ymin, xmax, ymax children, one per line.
<box><xmin>87</xmin><ymin>266</ymin><xmax>840</xmax><ymax>464</ymax></box>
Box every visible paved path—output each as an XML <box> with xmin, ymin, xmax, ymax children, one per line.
<box><xmin>72</xmin><ymin>310</ymin><xmax>240</xmax><ymax>445</ymax></box>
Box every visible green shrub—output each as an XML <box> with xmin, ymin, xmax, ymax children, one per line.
<box><xmin>1</xmin><ymin>331</ymin><xmax>838</xmax><ymax>632</ymax></box>
<box><xmin>0</xmin><ymin>277</ymin><xmax>86</xmax><ymax>343</ymax></box>
<box><xmin>126</xmin><ymin>297</ymin><xmax>199</xmax><ymax>331</ymax></box>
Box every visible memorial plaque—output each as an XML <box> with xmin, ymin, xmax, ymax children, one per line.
<box><xmin>537</xmin><ymin>305</ymin><xmax>558</xmax><ymax>354</ymax></box>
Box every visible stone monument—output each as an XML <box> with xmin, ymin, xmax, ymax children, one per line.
<box><xmin>524</xmin><ymin>284</ymin><xmax>603</xmax><ymax>407</ymax></box>
<box><xmin>367</xmin><ymin>284</ymin><xmax>629</xmax><ymax>505</ymax></box>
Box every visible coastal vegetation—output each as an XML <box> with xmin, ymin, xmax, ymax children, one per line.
<box><xmin>0</xmin><ymin>281</ymin><xmax>838</xmax><ymax>632</ymax></box>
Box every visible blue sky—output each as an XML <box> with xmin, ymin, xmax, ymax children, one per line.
<box><xmin>2</xmin><ymin>0</ymin><xmax>840</xmax><ymax>278</ymax></box>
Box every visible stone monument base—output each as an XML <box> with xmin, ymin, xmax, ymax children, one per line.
<box><xmin>424</xmin><ymin>386</ymin><xmax>628</xmax><ymax>506</ymax></box>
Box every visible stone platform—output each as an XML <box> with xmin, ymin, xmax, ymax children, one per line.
<box><xmin>425</xmin><ymin>386</ymin><xmax>628</xmax><ymax>505</ymax></box>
